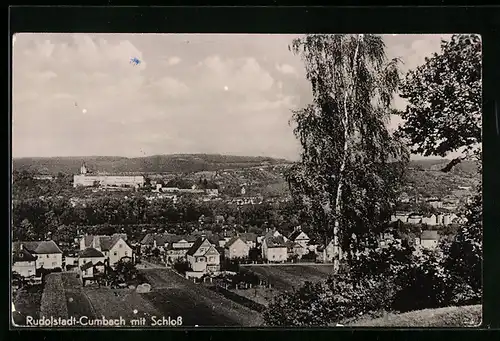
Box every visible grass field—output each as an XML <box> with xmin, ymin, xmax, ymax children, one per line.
<box><xmin>38</xmin><ymin>270</ymin><xmax>263</xmax><ymax>327</ymax></box>
<box><xmin>349</xmin><ymin>305</ymin><xmax>482</xmax><ymax>327</ymax></box>
<box><xmin>140</xmin><ymin>268</ymin><xmax>264</xmax><ymax>326</ymax></box>
<box><xmin>243</xmin><ymin>264</ymin><xmax>336</xmax><ymax>291</ymax></box>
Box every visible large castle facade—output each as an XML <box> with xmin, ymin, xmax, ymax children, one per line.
<box><xmin>73</xmin><ymin>162</ymin><xmax>145</xmax><ymax>188</ymax></box>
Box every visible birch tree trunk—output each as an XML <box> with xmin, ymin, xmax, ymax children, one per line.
<box><xmin>332</xmin><ymin>35</ymin><xmax>362</xmax><ymax>272</ymax></box>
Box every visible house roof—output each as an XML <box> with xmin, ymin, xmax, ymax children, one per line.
<box><xmin>265</xmin><ymin>236</ymin><xmax>287</xmax><ymax>248</ymax></box>
<box><xmin>186</xmin><ymin>238</ymin><xmax>206</xmax><ymax>256</ymax></box>
<box><xmin>79</xmin><ymin>247</ymin><xmax>105</xmax><ymax>258</ymax></box>
<box><xmin>421</xmin><ymin>230</ymin><xmax>439</xmax><ymax>240</ymax></box>
<box><xmin>225</xmin><ymin>236</ymin><xmax>242</xmax><ymax>249</ymax></box>
<box><xmin>80</xmin><ymin>261</ymin><xmax>94</xmax><ymax>271</ymax></box>
<box><xmin>289</xmin><ymin>229</ymin><xmax>309</xmax><ymax>241</ymax></box>
<box><xmin>285</xmin><ymin>240</ymin><xmax>303</xmax><ymax>249</ymax></box>
<box><xmin>13</xmin><ymin>248</ymin><xmax>37</xmax><ymax>262</ymax></box>
<box><xmin>84</xmin><ymin>234</ymin><xmax>129</xmax><ymax>251</ymax></box>
<box><xmin>239</xmin><ymin>232</ymin><xmax>258</xmax><ymax>243</ymax></box>
<box><xmin>13</xmin><ymin>240</ymin><xmax>63</xmax><ymax>254</ymax></box>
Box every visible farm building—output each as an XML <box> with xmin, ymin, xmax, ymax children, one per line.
<box><xmin>12</xmin><ymin>240</ymin><xmax>63</xmax><ymax>270</ymax></box>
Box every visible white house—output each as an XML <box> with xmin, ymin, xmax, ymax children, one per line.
<box><xmin>288</xmin><ymin>227</ymin><xmax>310</xmax><ymax>248</ymax></box>
<box><xmin>80</xmin><ymin>234</ymin><xmax>133</xmax><ymax>266</ymax></box>
<box><xmin>186</xmin><ymin>238</ymin><xmax>221</xmax><ymax>274</ymax></box>
<box><xmin>13</xmin><ymin>241</ymin><xmax>63</xmax><ymax>270</ymax></box>
<box><xmin>417</xmin><ymin>230</ymin><xmax>440</xmax><ymax>249</ymax></box>
<box><xmin>12</xmin><ymin>248</ymin><xmax>37</xmax><ymax>277</ymax></box>
<box><xmin>422</xmin><ymin>214</ymin><xmax>438</xmax><ymax>226</ymax></box>
<box><xmin>261</xmin><ymin>235</ymin><xmax>288</xmax><ymax>263</ymax></box>
<box><xmin>224</xmin><ymin>236</ymin><xmax>250</xmax><ymax>259</ymax></box>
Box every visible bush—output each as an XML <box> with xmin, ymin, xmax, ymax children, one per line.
<box><xmin>173</xmin><ymin>260</ymin><xmax>191</xmax><ymax>275</ymax></box>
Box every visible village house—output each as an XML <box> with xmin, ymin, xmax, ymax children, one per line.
<box><xmin>416</xmin><ymin>230</ymin><xmax>440</xmax><ymax>249</ymax></box>
<box><xmin>224</xmin><ymin>236</ymin><xmax>250</xmax><ymax>259</ymax></box>
<box><xmin>79</xmin><ymin>233</ymin><xmax>133</xmax><ymax>266</ymax></box>
<box><xmin>165</xmin><ymin>235</ymin><xmax>198</xmax><ymax>264</ymax></box>
<box><xmin>239</xmin><ymin>232</ymin><xmax>258</xmax><ymax>249</ymax></box>
<box><xmin>288</xmin><ymin>226</ymin><xmax>310</xmax><ymax>248</ymax></box>
<box><xmin>422</xmin><ymin>214</ymin><xmax>438</xmax><ymax>226</ymax></box>
<box><xmin>257</xmin><ymin>229</ymin><xmax>287</xmax><ymax>245</ymax></box>
<box><xmin>12</xmin><ymin>248</ymin><xmax>37</xmax><ymax>277</ymax></box>
<box><xmin>186</xmin><ymin>238</ymin><xmax>221</xmax><ymax>274</ymax></box>
<box><xmin>261</xmin><ymin>235</ymin><xmax>288</xmax><ymax>263</ymax></box>
<box><xmin>13</xmin><ymin>241</ymin><xmax>63</xmax><ymax>270</ymax></box>
<box><xmin>286</xmin><ymin>240</ymin><xmax>307</xmax><ymax>259</ymax></box>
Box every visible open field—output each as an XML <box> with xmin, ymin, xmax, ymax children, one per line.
<box><xmin>140</xmin><ymin>268</ymin><xmax>264</xmax><ymax>326</ymax></box>
<box><xmin>37</xmin><ymin>270</ymin><xmax>263</xmax><ymax>327</ymax></box>
<box><xmin>348</xmin><ymin>305</ymin><xmax>482</xmax><ymax>327</ymax></box>
<box><xmin>243</xmin><ymin>264</ymin><xmax>336</xmax><ymax>291</ymax></box>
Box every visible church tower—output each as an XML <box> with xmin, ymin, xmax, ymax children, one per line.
<box><xmin>80</xmin><ymin>161</ymin><xmax>88</xmax><ymax>175</ymax></box>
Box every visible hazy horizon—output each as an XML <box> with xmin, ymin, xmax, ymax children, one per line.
<box><xmin>13</xmin><ymin>33</ymin><xmax>461</xmax><ymax>161</ymax></box>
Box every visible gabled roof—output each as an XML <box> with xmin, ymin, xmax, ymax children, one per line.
<box><xmin>421</xmin><ymin>230</ymin><xmax>439</xmax><ymax>240</ymax></box>
<box><xmin>84</xmin><ymin>234</ymin><xmax>129</xmax><ymax>251</ymax></box>
<box><xmin>186</xmin><ymin>238</ymin><xmax>206</xmax><ymax>256</ymax></box>
<box><xmin>289</xmin><ymin>229</ymin><xmax>309</xmax><ymax>241</ymax></box>
<box><xmin>239</xmin><ymin>232</ymin><xmax>257</xmax><ymax>243</ymax></box>
<box><xmin>80</xmin><ymin>261</ymin><xmax>94</xmax><ymax>271</ymax></box>
<box><xmin>186</xmin><ymin>238</ymin><xmax>219</xmax><ymax>257</ymax></box>
<box><xmin>13</xmin><ymin>248</ymin><xmax>37</xmax><ymax>262</ymax></box>
<box><xmin>225</xmin><ymin>236</ymin><xmax>244</xmax><ymax>249</ymax></box>
<box><xmin>265</xmin><ymin>235</ymin><xmax>287</xmax><ymax>248</ymax></box>
<box><xmin>79</xmin><ymin>247</ymin><xmax>105</xmax><ymax>258</ymax></box>
<box><xmin>13</xmin><ymin>241</ymin><xmax>63</xmax><ymax>254</ymax></box>
<box><xmin>285</xmin><ymin>240</ymin><xmax>303</xmax><ymax>249</ymax></box>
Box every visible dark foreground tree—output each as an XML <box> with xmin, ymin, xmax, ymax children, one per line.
<box><xmin>286</xmin><ymin>34</ymin><xmax>409</xmax><ymax>269</ymax></box>
<box><xmin>397</xmin><ymin>34</ymin><xmax>481</xmax><ymax>172</ymax></box>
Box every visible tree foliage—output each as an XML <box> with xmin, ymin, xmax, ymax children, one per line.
<box><xmin>397</xmin><ymin>34</ymin><xmax>482</xmax><ymax>169</ymax></box>
<box><xmin>285</xmin><ymin>34</ymin><xmax>409</xmax><ymax>264</ymax></box>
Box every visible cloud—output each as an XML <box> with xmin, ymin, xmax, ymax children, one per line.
<box><xmin>197</xmin><ymin>55</ymin><xmax>275</xmax><ymax>96</ymax></box>
<box><xmin>276</xmin><ymin>63</ymin><xmax>297</xmax><ymax>75</ymax></box>
<box><xmin>166</xmin><ymin>56</ymin><xmax>181</xmax><ymax>65</ymax></box>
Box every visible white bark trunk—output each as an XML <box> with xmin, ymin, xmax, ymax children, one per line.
<box><xmin>332</xmin><ymin>35</ymin><xmax>362</xmax><ymax>272</ymax></box>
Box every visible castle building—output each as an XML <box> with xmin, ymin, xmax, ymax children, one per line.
<box><xmin>73</xmin><ymin>162</ymin><xmax>145</xmax><ymax>188</ymax></box>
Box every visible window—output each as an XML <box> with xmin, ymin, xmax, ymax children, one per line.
<box><xmin>28</xmin><ymin>269</ymin><xmax>32</xmax><ymax>274</ymax></box>
<box><xmin>119</xmin><ymin>244</ymin><xmax>123</xmax><ymax>248</ymax></box>
<box><xmin>209</xmin><ymin>256</ymin><xmax>214</xmax><ymax>262</ymax></box>
<box><xmin>114</xmin><ymin>252</ymin><xmax>117</xmax><ymax>256</ymax></box>
<box><xmin>272</xmin><ymin>255</ymin><xmax>275</xmax><ymax>259</ymax></box>
<box><xmin>46</xmin><ymin>255</ymin><xmax>50</xmax><ymax>259</ymax></box>
<box><xmin>125</xmin><ymin>251</ymin><xmax>128</xmax><ymax>256</ymax></box>
<box><xmin>52</xmin><ymin>262</ymin><xmax>57</xmax><ymax>266</ymax></box>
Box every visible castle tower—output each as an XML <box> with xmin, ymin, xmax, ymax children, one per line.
<box><xmin>80</xmin><ymin>161</ymin><xmax>88</xmax><ymax>175</ymax></box>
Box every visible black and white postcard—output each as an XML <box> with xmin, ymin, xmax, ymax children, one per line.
<box><xmin>11</xmin><ymin>33</ymin><xmax>482</xmax><ymax>328</ymax></box>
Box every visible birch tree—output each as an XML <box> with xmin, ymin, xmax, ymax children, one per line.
<box><xmin>286</xmin><ymin>34</ymin><xmax>409</xmax><ymax>270</ymax></box>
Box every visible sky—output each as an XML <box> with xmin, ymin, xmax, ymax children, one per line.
<box><xmin>12</xmin><ymin>33</ymin><xmax>457</xmax><ymax>161</ymax></box>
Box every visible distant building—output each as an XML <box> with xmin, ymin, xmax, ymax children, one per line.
<box><xmin>186</xmin><ymin>238</ymin><xmax>221</xmax><ymax>274</ymax></box>
<box><xmin>262</xmin><ymin>235</ymin><xmax>288</xmax><ymax>263</ymax></box>
<box><xmin>12</xmin><ymin>241</ymin><xmax>63</xmax><ymax>270</ymax></box>
<box><xmin>73</xmin><ymin>161</ymin><xmax>145</xmax><ymax>188</ymax></box>
<box><xmin>288</xmin><ymin>226</ymin><xmax>310</xmax><ymax>248</ymax></box>
<box><xmin>12</xmin><ymin>248</ymin><xmax>37</xmax><ymax>277</ymax></box>
<box><xmin>224</xmin><ymin>236</ymin><xmax>250</xmax><ymax>259</ymax></box>
<box><xmin>79</xmin><ymin>233</ymin><xmax>133</xmax><ymax>266</ymax></box>
<box><xmin>416</xmin><ymin>230</ymin><xmax>440</xmax><ymax>249</ymax></box>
